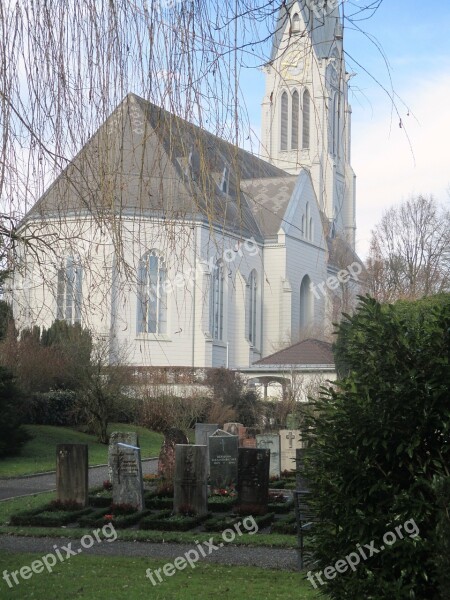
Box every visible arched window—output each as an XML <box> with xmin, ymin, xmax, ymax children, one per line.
<box><xmin>292</xmin><ymin>13</ymin><xmax>300</xmax><ymax>33</ymax></box>
<box><xmin>57</xmin><ymin>256</ymin><xmax>82</xmax><ymax>324</ymax></box>
<box><xmin>210</xmin><ymin>262</ymin><xmax>224</xmax><ymax>341</ymax></box>
<box><xmin>248</xmin><ymin>270</ymin><xmax>258</xmax><ymax>345</ymax></box>
<box><xmin>280</xmin><ymin>91</ymin><xmax>288</xmax><ymax>151</ymax></box>
<box><xmin>291</xmin><ymin>91</ymin><xmax>299</xmax><ymax>150</ymax></box>
<box><xmin>302</xmin><ymin>89</ymin><xmax>311</xmax><ymax>149</ymax></box>
<box><xmin>300</xmin><ymin>274</ymin><xmax>313</xmax><ymax>330</ymax></box>
<box><xmin>137</xmin><ymin>250</ymin><xmax>167</xmax><ymax>334</ymax></box>
<box><xmin>309</xmin><ymin>217</ymin><xmax>313</xmax><ymax>241</ymax></box>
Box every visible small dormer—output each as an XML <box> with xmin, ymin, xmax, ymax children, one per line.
<box><xmin>220</xmin><ymin>164</ymin><xmax>230</xmax><ymax>194</ymax></box>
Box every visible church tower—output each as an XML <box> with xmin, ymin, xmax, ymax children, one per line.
<box><xmin>261</xmin><ymin>1</ymin><xmax>356</xmax><ymax>248</ymax></box>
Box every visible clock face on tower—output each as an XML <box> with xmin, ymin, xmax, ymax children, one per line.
<box><xmin>280</xmin><ymin>47</ymin><xmax>308</xmax><ymax>81</ymax></box>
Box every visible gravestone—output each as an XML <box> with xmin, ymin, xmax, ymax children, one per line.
<box><xmin>56</xmin><ymin>444</ymin><xmax>88</xmax><ymax>507</ymax></box>
<box><xmin>279</xmin><ymin>429</ymin><xmax>302</xmax><ymax>472</ymax></box>
<box><xmin>223</xmin><ymin>422</ymin><xmax>243</xmax><ymax>436</ymax></box>
<box><xmin>158</xmin><ymin>428</ymin><xmax>189</xmax><ymax>480</ymax></box>
<box><xmin>209</xmin><ymin>433</ymin><xmax>239</xmax><ymax>489</ymax></box>
<box><xmin>237</xmin><ymin>448</ymin><xmax>270</xmax><ymax>514</ymax></box>
<box><xmin>174</xmin><ymin>445</ymin><xmax>208</xmax><ymax>516</ymax></box>
<box><xmin>242</xmin><ymin>437</ymin><xmax>257</xmax><ymax>448</ymax></box>
<box><xmin>256</xmin><ymin>434</ymin><xmax>281</xmax><ymax>478</ymax></box>
<box><xmin>108</xmin><ymin>432</ymin><xmax>144</xmax><ymax>511</ymax></box>
<box><xmin>195</xmin><ymin>423</ymin><xmax>218</xmax><ymax>473</ymax></box>
<box><xmin>237</xmin><ymin>426</ymin><xmax>247</xmax><ymax>447</ymax></box>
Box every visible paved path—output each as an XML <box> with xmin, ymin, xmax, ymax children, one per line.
<box><xmin>0</xmin><ymin>536</ymin><xmax>297</xmax><ymax>570</ymax></box>
<box><xmin>0</xmin><ymin>459</ymin><xmax>158</xmax><ymax>501</ymax></box>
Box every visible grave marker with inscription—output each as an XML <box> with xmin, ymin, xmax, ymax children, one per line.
<box><xmin>174</xmin><ymin>445</ymin><xmax>208</xmax><ymax>516</ymax></box>
<box><xmin>237</xmin><ymin>448</ymin><xmax>270</xmax><ymax>514</ymax></box>
<box><xmin>56</xmin><ymin>444</ymin><xmax>88</xmax><ymax>507</ymax></box>
<box><xmin>256</xmin><ymin>434</ymin><xmax>281</xmax><ymax>478</ymax></box>
<box><xmin>209</xmin><ymin>433</ymin><xmax>239</xmax><ymax>489</ymax></box>
<box><xmin>108</xmin><ymin>432</ymin><xmax>144</xmax><ymax>511</ymax></box>
<box><xmin>279</xmin><ymin>429</ymin><xmax>302</xmax><ymax>472</ymax></box>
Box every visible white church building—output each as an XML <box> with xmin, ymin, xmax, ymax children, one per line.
<box><xmin>10</xmin><ymin>3</ymin><xmax>358</xmax><ymax>372</ymax></box>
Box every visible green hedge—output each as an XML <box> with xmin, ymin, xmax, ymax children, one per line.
<box><xmin>304</xmin><ymin>295</ymin><xmax>450</xmax><ymax>599</ymax></box>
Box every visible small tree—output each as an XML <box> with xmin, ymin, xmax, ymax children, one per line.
<box><xmin>74</xmin><ymin>338</ymin><xmax>132</xmax><ymax>444</ymax></box>
<box><xmin>205</xmin><ymin>368</ymin><xmax>261</xmax><ymax>427</ymax></box>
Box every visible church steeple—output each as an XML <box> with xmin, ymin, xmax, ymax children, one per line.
<box><xmin>260</xmin><ymin>1</ymin><xmax>356</xmax><ymax>248</ymax></box>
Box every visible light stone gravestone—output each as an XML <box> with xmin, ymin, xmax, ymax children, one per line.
<box><xmin>174</xmin><ymin>444</ymin><xmax>208</xmax><ymax>516</ymax></box>
<box><xmin>195</xmin><ymin>423</ymin><xmax>218</xmax><ymax>473</ymax></box>
<box><xmin>237</xmin><ymin>448</ymin><xmax>270</xmax><ymax>514</ymax></box>
<box><xmin>56</xmin><ymin>444</ymin><xmax>88</xmax><ymax>507</ymax></box>
<box><xmin>279</xmin><ymin>429</ymin><xmax>302</xmax><ymax>472</ymax></box>
<box><xmin>223</xmin><ymin>422</ymin><xmax>244</xmax><ymax>436</ymax></box>
<box><xmin>108</xmin><ymin>432</ymin><xmax>144</xmax><ymax>511</ymax></box>
<box><xmin>209</xmin><ymin>432</ymin><xmax>239</xmax><ymax>489</ymax></box>
<box><xmin>256</xmin><ymin>434</ymin><xmax>281</xmax><ymax>478</ymax></box>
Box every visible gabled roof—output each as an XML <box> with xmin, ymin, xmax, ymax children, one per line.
<box><xmin>254</xmin><ymin>338</ymin><xmax>334</xmax><ymax>367</ymax></box>
<box><xmin>24</xmin><ymin>94</ymin><xmax>292</xmax><ymax>241</ymax></box>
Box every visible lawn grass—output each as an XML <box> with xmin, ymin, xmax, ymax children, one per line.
<box><xmin>0</xmin><ymin>424</ymin><xmax>163</xmax><ymax>477</ymax></box>
<box><xmin>0</xmin><ymin>553</ymin><xmax>321</xmax><ymax>599</ymax></box>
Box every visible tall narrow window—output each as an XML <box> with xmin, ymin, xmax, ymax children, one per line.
<box><xmin>137</xmin><ymin>250</ymin><xmax>167</xmax><ymax>334</ymax></box>
<box><xmin>57</xmin><ymin>257</ymin><xmax>82</xmax><ymax>324</ymax></box>
<box><xmin>302</xmin><ymin>89</ymin><xmax>311</xmax><ymax>149</ymax></box>
<box><xmin>280</xmin><ymin>91</ymin><xmax>288</xmax><ymax>151</ymax></box>
<box><xmin>248</xmin><ymin>270</ymin><xmax>258</xmax><ymax>345</ymax></box>
<box><xmin>291</xmin><ymin>91</ymin><xmax>299</xmax><ymax>150</ymax></box>
<box><xmin>292</xmin><ymin>13</ymin><xmax>300</xmax><ymax>33</ymax></box>
<box><xmin>300</xmin><ymin>274</ymin><xmax>313</xmax><ymax>330</ymax></box>
<box><xmin>210</xmin><ymin>262</ymin><xmax>224</xmax><ymax>341</ymax></box>
<box><xmin>333</xmin><ymin>94</ymin><xmax>339</xmax><ymax>156</ymax></box>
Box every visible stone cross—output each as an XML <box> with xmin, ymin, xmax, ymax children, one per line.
<box><xmin>286</xmin><ymin>431</ymin><xmax>295</xmax><ymax>449</ymax></box>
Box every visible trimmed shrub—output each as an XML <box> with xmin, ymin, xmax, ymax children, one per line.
<box><xmin>0</xmin><ymin>366</ymin><xmax>31</xmax><ymax>457</ymax></box>
<box><xmin>26</xmin><ymin>389</ymin><xmax>78</xmax><ymax>426</ymax></box>
<box><xmin>304</xmin><ymin>294</ymin><xmax>450</xmax><ymax>599</ymax></box>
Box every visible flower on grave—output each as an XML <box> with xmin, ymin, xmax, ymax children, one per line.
<box><xmin>104</xmin><ymin>514</ymin><xmax>114</xmax><ymax>521</ymax></box>
<box><xmin>103</xmin><ymin>480</ymin><xmax>113</xmax><ymax>491</ymax></box>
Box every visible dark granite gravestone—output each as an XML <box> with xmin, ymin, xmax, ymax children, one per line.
<box><xmin>209</xmin><ymin>434</ymin><xmax>239</xmax><ymax>489</ymax></box>
<box><xmin>108</xmin><ymin>432</ymin><xmax>144</xmax><ymax>511</ymax></box>
<box><xmin>296</xmin><ymin>448</ymin><xmax>309</xmax><ymax>492</ymax></box>
<box><xmin>195</xmin><ymin>423</ymin><xmax>218</xmax><ymax>473</ymax></box>
<box><xmin>56</xmin><ymin>444</ymin><xmax>88</xmax><ymax>507</ymax></box>
<box><xmin>174</xmin><ymin>445</ymin><xmax>208</xmax><ymax>516</ymax></box>
<box><xmin>237</xmin><ymin>448</ymin><xmax>270</xmax><ymax>514</ymax></box>
<box><xmin>158</xmin><ymin>428</ymin><xmax>189</xmax><ymax>480</ymax></box>
<box><xmin>256</xmin><ymin>434</ymin><xmax>281</xmax><ymax>478</ymax></box>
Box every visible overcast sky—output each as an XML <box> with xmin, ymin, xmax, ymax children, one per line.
<box><xmin>242</xmin><ymin>1</ymin><xmax>450</xmax><ymax>259</ymax></box>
